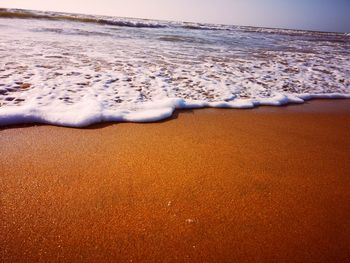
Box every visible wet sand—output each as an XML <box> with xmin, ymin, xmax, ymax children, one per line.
<box><xmin>1</xmin><ymin>100</ymin><xmax>350</xmax><ymax>262</ymax></box>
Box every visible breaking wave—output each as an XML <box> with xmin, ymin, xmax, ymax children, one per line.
<box><xmin>0</xmin><ymin>8</ymin><xmax>349</xmax><ymax>127</ymax></box>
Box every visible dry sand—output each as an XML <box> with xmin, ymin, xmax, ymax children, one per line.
<box><xmin>1</xmin><ymin>100</ymin><xmax>350</xmax><ymax>262</ymax></box>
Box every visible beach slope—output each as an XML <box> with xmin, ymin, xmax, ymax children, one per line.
<box><xmin>1</xmin><ymin>100</ymin><xmax>350</xmax><ymax>262</ymax></box>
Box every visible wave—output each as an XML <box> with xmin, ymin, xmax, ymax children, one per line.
<box><xmin>180</xmin><ymin>22</ymin><xmax>225</xmax><ymax>31</ymax></box>
<box><xmin>1</xmin><ymin>8</ymin><xmax>349</xmax><ymax>36</ymax></box>
<box><xmin>0</xmin><ymin>8</ymin><xmax>223</xmax><ymax>31</ymax></box>
<box><xmin>1</xmin><ymin>8</ymin><xmax>349</xmax><ymax>128</ymax></box>
<box><xmin>237</xmin><ymin>25</ymin><xmax>350</xmax><ymax>39</ymax></box>
<box><xmin>0</xmin><ymin>8</ymin><xmax>168</xmax><ymax>29</ymax></box>
<box><xmin>0</xmin><ymin>8</ymin><xmax>231</xmax><ymax>32</ymax></box>
<box><xmin>1</xmin><ymin>94</ymin><xmax>349</xmax><ymax>127</ymax></box>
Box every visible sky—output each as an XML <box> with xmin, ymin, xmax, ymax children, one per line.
<box><xmin>1</xmin><ymin>0</ymin><xmax>349</xmax><ymax>32</ymax></box>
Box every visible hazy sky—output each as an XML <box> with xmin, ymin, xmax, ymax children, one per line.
<box><xmin>1</xmin><ymin>0</ymin><xmax>349</xmax><ymax>32</ymax></box>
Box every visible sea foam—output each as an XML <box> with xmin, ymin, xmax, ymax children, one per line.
<box><xmin>0</xmin><ymin>9</ymin><xmax>349</xmax><ymax>127</ymax></box>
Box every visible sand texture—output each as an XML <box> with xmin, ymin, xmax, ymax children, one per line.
<box><xmin>1</xmin><ymin>100</ymin><xmax>350</xmax><ymax>262</ymax></box>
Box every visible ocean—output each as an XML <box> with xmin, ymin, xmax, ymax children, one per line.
<box><xmin>0</xmin><ymin>8</ymin><xmax>349</xmax><ymax>127</ymax></box>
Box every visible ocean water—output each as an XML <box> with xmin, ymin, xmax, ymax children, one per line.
<box><xmin>0</xmin><ymin>8</ymin><xmax>349</xmax><ymax>127</ymax></box>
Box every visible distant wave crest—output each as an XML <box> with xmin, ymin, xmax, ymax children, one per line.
<box><xmin>1</xmin><ymin>8</ymin><xmax>349</xmax><ymax>35</ymax></box>
<box><xmin>0</xmin><ymin>8</ymin><xmax>167</xmax><ymax>29</ymax></box>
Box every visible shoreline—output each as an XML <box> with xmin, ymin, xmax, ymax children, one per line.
<box><xmin>1</xmin><ymin>100</ymin><xmax>350</xmax><ymax>262</ymax></box>
<box><xmin>1</xmin><ymin>98</ymin><xmax>350</xmax><ymax>129</ymax></box>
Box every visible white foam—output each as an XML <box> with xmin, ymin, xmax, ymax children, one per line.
<box><xmin>0</xmin><ymin>17</ymin><xmax>349</xmax><ymax>127</ymax></box>
<box><xmin>1</xmin><ymin>93</ymin><xmax>349</xmax><ymax>127</ymax></box>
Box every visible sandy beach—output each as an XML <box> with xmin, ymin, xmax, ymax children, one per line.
<box><xmin>1</xmin><ymin>100</ymin><xmax>350</xmax><ymax>262</ymax></box>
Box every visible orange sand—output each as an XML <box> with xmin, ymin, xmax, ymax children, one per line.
<box><xmin>1</xmin><ymin>100</ymin><xmax>350</xmax><ymax>262</ymax></box>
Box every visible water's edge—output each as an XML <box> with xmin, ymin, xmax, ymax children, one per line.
<box><xmin>1</xmin><ymin>95</ymin><xmax>349</xmax><ymax>128</ymax></box>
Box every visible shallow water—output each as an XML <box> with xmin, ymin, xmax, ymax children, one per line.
<box><xmin>0</xmin><ymin>9</ymin><xmax>349</xmax><ymax>126</ymax></box>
